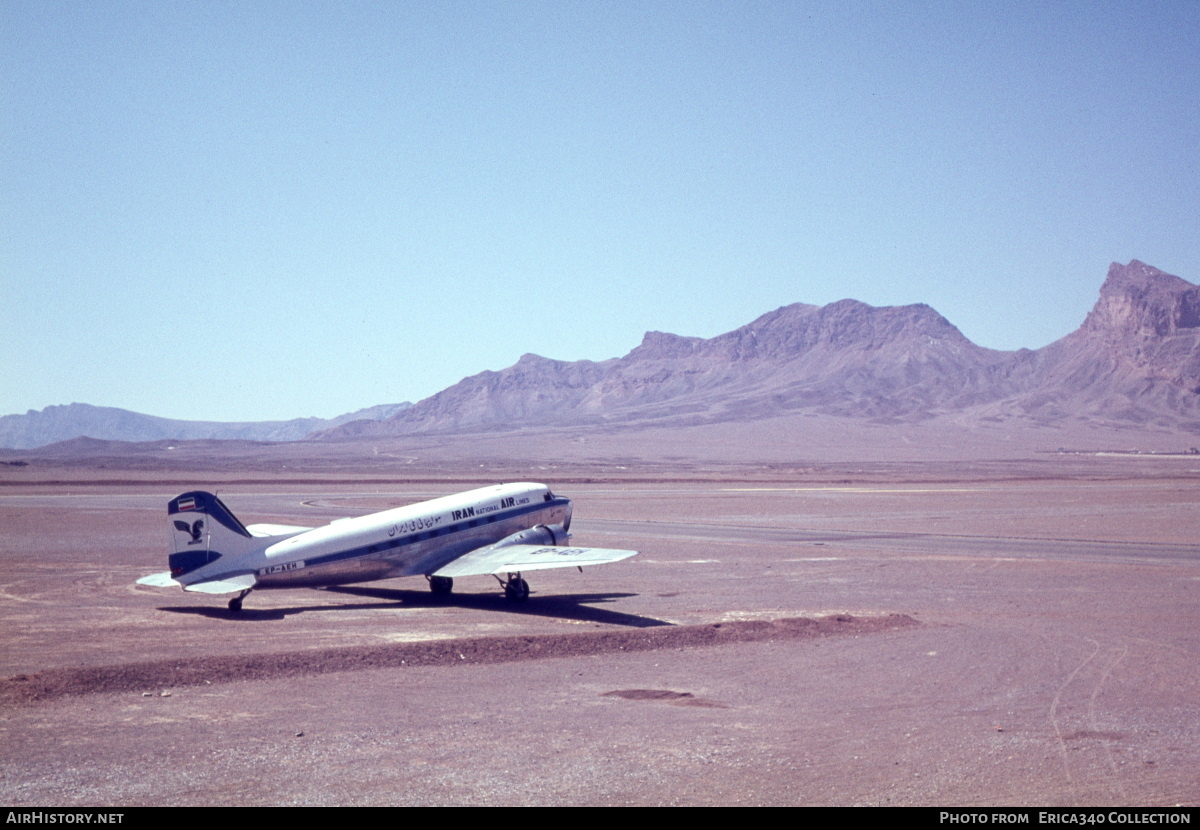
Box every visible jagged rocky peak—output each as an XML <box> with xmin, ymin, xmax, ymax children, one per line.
<box><xmin>625</xmin><ymin>331</ymin><xmax>706</xmax><ymax>361</ymax></box>
<box><xmin>1082</xmin><ymin>260</ymin><xmax>1200</xmax><ymax>338</ymax></box>
<box><xmin>805</xmin><ymin>299</ymin><xmax>966</xmax><ymax>346</ymax></box>
<box><xmin>625</xmin><ymin>299</ymin><xmax>973</xmax><ymax>365</ymax></box>
<box><xmin>719</xmin><ymin>299</ymin><xmax>972</xmax><ymax>359</ymax></box>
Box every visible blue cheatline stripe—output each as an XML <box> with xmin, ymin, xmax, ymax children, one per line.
<box><xmin>292</xmin><ymin>498</ymin><xmax>571</xmax><ymax>573</ymax></box>
<box><xmin>168</xmin><ymin>548</ymin><xmax>222</xmax><ymax>577</ymax></box>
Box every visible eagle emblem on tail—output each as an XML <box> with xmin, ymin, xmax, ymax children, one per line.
<box><xmin>173</xmin><ymin>519</ymin><xmax>204</xmax><ymax>545</ymax></box>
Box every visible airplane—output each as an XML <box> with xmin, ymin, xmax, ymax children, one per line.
<box><xmin>136</xmin><ymin>482</ymin><xmax>638</xmax><ymax>612</ymax></box>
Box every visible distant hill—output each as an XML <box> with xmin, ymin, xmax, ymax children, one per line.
<box><xmin>0</xmin><ymin>402</ymin><xmax>411</xmax><ymax>449</ymax></box>
<box><xmin>312</xmin><ymin>260</ymin><xmax>1200</xmax><ymax>439</ymax></box>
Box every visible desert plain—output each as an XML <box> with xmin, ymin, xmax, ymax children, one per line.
<box><xmin>1</xmin><ymin>434</ymin><xmax>1198</xmax><ymax>808</ymax></box>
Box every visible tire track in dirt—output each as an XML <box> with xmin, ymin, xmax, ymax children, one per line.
<box><xmin>1050</xmin><ymin>637</ymin><xmax>1101</xmax><ymax>803</ymax></box>
<box><xmin>1</xmin><ymin>613</ymin><xmax>916</xmax><ymax>705</ymax></box>
<box><xmin>1090</xmin><ymin>644</ymin><xmax>1130</xmax><ymax>803</ymax></box>
<box><xmin>1049</xmin><ymin>637</ymin><xmax>1137</xmax><ymax>806</ymax></box>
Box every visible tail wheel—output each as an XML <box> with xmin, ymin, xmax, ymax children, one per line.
<box><xmin>228</xmin><ymin>589</ymin><xmax>251</xmax><ymax>612</ymax></box>
<box><xmin>504</xmin><ymin>576</ymin><xmax>530</xmax><ymax>603</ymax></box>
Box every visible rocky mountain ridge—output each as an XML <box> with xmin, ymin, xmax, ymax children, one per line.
<box><xmin>8</xmin><ymin>260</ymin><xmax>1198</xmax><ymax>451</ymax></box>
<box><xmin>315</xmin><ymin>260</ymin><xmax>1200</xmax><ymax>439</ymax></box>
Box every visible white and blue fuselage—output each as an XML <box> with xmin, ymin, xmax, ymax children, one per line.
<box><xmin>251</xmin><ymin>483</ymin><xmax>570</xmax><ymax>588</ymax></box>
<box><xmin>140</xmin><ymin>482</ymin><xmax>635</xmax><ymax>611</ymax></box>
<box><xmin>169</xmin><ymin>483</ymin><xmax>569</xmax><ymax>589</ymax></box>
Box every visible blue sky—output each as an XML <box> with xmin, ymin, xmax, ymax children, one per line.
<box><xmin>3</xmin><ymin>1</ymin><xmax>1198</xmax><ymax>421</ymax></box>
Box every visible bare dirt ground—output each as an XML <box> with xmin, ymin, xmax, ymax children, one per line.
<box><xmin>1</xmin><ymin>459</ymin><xmax>1198</xmax><ymax>806</ymax></box>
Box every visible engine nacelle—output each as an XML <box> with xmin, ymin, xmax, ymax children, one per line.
<box><xmin>492</xmin><ymin>524</ymin><xmax>566</xmax><ymax>548</ymax></box>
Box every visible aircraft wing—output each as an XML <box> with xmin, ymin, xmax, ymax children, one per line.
<box><xmin>433</xmin><ymin>544</ymin><xmax>638</xmax><ymax>578</ymax></box>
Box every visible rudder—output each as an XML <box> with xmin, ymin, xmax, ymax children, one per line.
<box><xmin>167</xmin><ymin>491</ymin><xmax>258</xmax><ymax>581</ymax></box>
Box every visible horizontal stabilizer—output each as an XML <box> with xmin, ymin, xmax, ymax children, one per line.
<box><xmin>433</xmin><ymin>544</ymin><xmax>638</xmax><ymax>578</ymax></box>
<box><xmin>136</xmin><ymin>571</ymin><xmax>180</xmax><ymax>588</ymax></box>
<box><xmin>246</xmin><ymin>523</ymin><xmax>314</xmax><ymax>538</ymax></box>
<box><xmin>182</xmin><ymin>573</ymin><xmax>258</xmax><ymax>595</ymax></box>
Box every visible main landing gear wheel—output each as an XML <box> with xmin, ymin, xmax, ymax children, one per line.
<box><xmin>428</xmin><ymin>575</ymin><xmax>453</xmax><ymax>596</ymax></box>
<box><xmin>503</xmin><ymin>575</ymin><xmax>530</xmax><ymax>603</ymax></box>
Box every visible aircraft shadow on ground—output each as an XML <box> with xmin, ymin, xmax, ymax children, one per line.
<box><xmin>159</xmin><ymin>586</ymin><xmax>669</xmax><ymax>628</ymax></box>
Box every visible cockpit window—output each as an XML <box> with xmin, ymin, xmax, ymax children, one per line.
<box><xmin>544</xmin><ymin>491</ymin><xmax>554</xmax><ymax>501</ymax></box>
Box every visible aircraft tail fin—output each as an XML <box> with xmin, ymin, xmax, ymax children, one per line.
<box><xmin>166</xmin><ymin>491</ymin><xmax>260</xmax><ymax>583</ymax></box>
